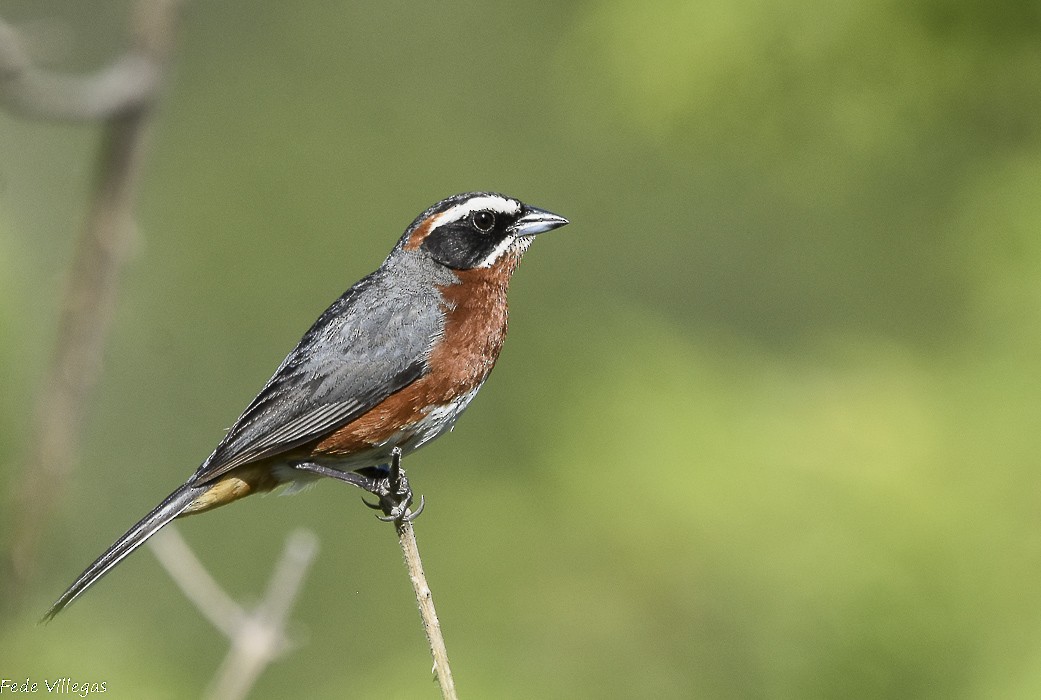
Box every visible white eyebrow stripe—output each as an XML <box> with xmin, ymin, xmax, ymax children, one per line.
<box><xmin>428</xmin><ymin>195</ymin><xmax>521</xmax><ymax>229</ymax></box>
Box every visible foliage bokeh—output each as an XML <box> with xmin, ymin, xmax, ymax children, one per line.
<box><xmin>3</xmin><ymin>0</ymin><xmax>1041</xmax><ymax>697</ymax></box>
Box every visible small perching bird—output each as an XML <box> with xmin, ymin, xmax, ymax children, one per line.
<box><xmin>44</xmin><ymin>191</ymin><xmax>568</xmax><ymax>620</ymax></box>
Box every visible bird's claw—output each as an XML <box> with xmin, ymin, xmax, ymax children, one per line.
<box><xmin>376</xmin><ymin>494</ymin><xmax>425</xmax><ymax>523</ymax></box>
<box><xmin>357</xmin><ymin>448</ymin><xmax>424</xmax><ymax>523</ymax></box>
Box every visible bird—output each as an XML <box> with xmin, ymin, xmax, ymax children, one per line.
<box><xmin>44</xmin><ymin>191</ymin><xmax>568</xmax><ymax>620</ymax></box>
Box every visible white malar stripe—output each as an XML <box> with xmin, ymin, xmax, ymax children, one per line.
<box><xmin>429</xmin><ymin>195</ymin><xmax>521</xmax><ymax>229</ymax></box>
<box><xmin>476</xmin><ymin>234</ymin><xmax>532</xmax><ymax>268</ymax></box>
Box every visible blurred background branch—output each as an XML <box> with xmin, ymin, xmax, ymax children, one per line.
<box><xmin>148</xmin><ymin>526</ymin><xmax>251</xmax><ymax>639</ymax></box>
<box><xmin>0</xmin><ymin>12</ymin><xmax>160</xmax><ymax>122</ymax></box>
<box><xmin>1</xmin><ymin>0</ymin><xmax>185</xmax><ymax>611</ymax></box>
<box><xmin>149</xmin><ymin>526</ymin><xmax>320</xmax><ymax>700</ymax></box>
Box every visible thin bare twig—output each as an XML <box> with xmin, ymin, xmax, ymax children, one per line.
<box><xmin>395</xmin><ymin>512</ymin><xmax>458</xmax><ymax>700</ymax></box>
<box><xmin>1</xmin><ymin>0</ymin><xmax>184</xmax><ymax>606</ymax></box>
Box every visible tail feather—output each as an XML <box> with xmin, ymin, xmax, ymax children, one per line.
<box><xmin>42</xmin><ymin>482</ymin><xmax>206</xmax><ymax>622</ymax></box>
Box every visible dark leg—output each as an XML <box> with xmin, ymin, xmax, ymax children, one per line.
<box><xmin>293</xmin><ymin>448</ymin><xmax>423</xmax><ymax>522</ymax></box>
<box><xmin>292</xmin><ymin>462</ymin><xmax>377</xmax><ymax>490</ymax></box>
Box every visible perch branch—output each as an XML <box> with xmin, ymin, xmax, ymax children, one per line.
<box><xmin>394</xmin><ymin>510</ymin><xmax>458</xmax><ymax>700</ymax></box>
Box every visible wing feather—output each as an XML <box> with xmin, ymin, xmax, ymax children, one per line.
<box><xmin>190</xmin><ymin>270</ymin><xmax>441</xmax><ymax>485</ymax></box>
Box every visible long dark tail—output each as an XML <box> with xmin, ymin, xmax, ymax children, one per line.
<box><xmin>42</xmin><ymin>482</ymin><xmax>207</xmax><ymax>621</ymax></box>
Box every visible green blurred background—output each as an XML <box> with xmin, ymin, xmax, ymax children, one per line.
<box><xmin>3</xmin><ymin>0</ymin><xmax>1041</xmax><ymax>697</ymax></box>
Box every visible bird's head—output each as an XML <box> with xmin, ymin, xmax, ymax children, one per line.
<box><xmin>395</xmin><ymin>192</ymin><xmax>569</xmax><ymax>272</ymax></box>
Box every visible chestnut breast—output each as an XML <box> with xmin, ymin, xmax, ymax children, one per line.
<box><xmin>310</xmin><ymin>261</ymin><xmax>516</xmax><ymax>456</ymax></box>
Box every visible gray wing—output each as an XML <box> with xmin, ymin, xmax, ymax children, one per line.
<box><xmin>190</xmin><ymin>271</ymin><xmax>442</xmax><ymax>485</ymax></box>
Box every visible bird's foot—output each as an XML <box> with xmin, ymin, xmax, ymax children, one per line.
<box><xmin>356</xmin><ymin>448</ymin><xmax>424</xmax><ymax>523</ymax></box>
<box><xmin>292</xmin><ymin>448</ymin><xmax>423</xmax><ymax>523</ymax></box>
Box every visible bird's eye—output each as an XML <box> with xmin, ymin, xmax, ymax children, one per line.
<box><xmin>471</xmin><ymin>211</ymin><xmax>495</xmax><ymax>232</ymax></box>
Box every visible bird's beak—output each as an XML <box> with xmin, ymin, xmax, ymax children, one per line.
<box><xmin>510</xmin><ymin>206</ymin><xmax>569</xmax><ymax>237</ymax></box>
